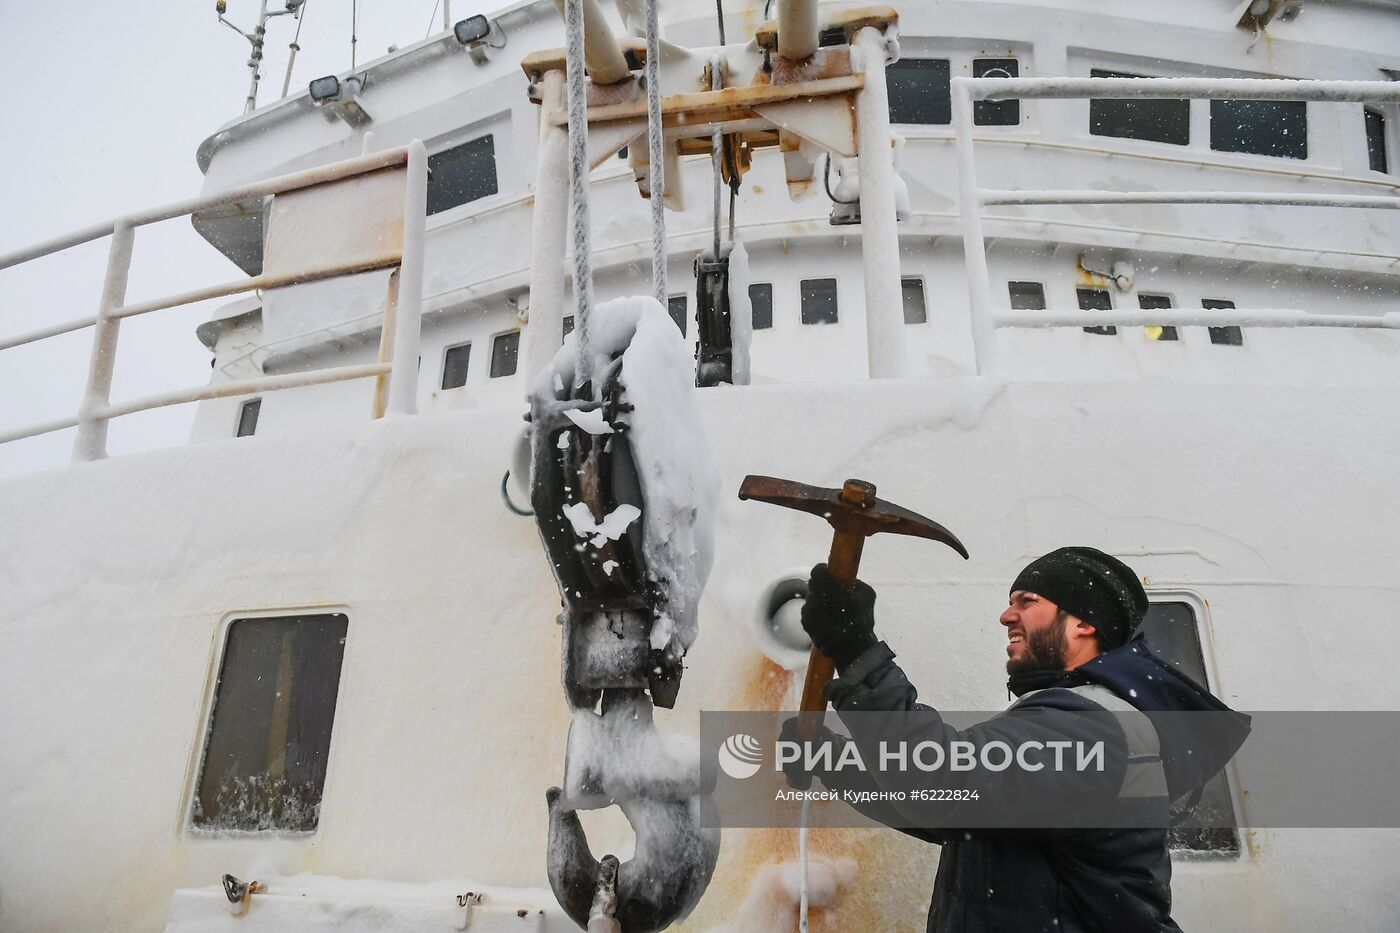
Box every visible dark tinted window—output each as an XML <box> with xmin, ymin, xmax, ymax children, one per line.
<box><xmin>441</xmin><ymin>343</ymin><xmax>471</xmax><ymax>390</ymax></box>
<box><xmin>668</xmin><ymin>295</ymin><xmax>688</xmax><ymax>336</ymax></box>
<box><xmin>1090</xmin><ymin>70</ymin><xmax>1189</xmax><ymax>146</ymax></box>
<box><xmin>193</xmin><ymin>613</ymin><xmax>349</xmax><ymax>833</ymax></box>
<box><xmin>1076</xmin><ymin>286</ymin><xmax>1116</xmax><ymax>335</ymax></box>
<box><xmin>902</xmin><ymin>277</ymin><xmax>928</xmax><ymax>324</ymax></box>
<box><xmin>1202</xmin><ymin>299</ymin><xmax>1243</xmax><ymax>346</ymax></box>
<box><xmin>1139</xmin><ymin>602</ymin><xmax>1240</xmax><ymax>855</ymax></box>
<box><xmin>236</xmin><ymin>398</ymin><xmax>261</xmax><ymax>437</ymax></box>
<box><xmin>974</xmin><ymin>58</ymin><xmax>1020</xmax><ymax>126</ymax></box>
<box><xmin>427</xmin><ymin>136</ymin><xmax>499</xmax><ymax>216</ymax></box>
<box><xmin>1366</xmin><ymin>108</ymin><xmax>1389</xmax><ymax>173</ymax></box>
<box><xmin>1138</xmin><ymin>294</ymin><xmax>1178</xmax><ymax>342</ymax></box>
<box><xmin>888</xmin><ymin>59</ymin><xmax>951</xmax><ymax>125</ymax></box>
<box><xmin>749</xmin><ymin>283</ymin><xmax>773</xmax><ymax>330</ymax></box>
<box><xmin>490</xmin><ymin>331</ymin><xmax>520</xmax><ymax>377</ymax></box>
<box><xmin>800</xmin><ymin>278</ymin><xmax>839</xmax><ymax>325</ymax></box>
<box><xmin>563</xmin><ymin>315</ymin><xmax>575</xmax><ymax>339</ymax></box>
<box><xmin>1008</xmin><ymin>281</ymin><xmax>1046</xmax><ymax>310</ymax></box>
<box><xmin>1210</xmin><ymin>99</ymin><xmax>1306</xmax><ymax>160</ymax></box>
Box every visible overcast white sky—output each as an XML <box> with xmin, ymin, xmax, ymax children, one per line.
<box><xmin>0</xmin><ymin>0</ymin><xmax>486</xmax><ymax>479</ymax></box>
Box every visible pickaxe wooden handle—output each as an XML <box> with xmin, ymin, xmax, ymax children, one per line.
<box><xmin>739</xmin><ymin>475</ymin><xmax>969</xmax><ymax>728</ymax></box>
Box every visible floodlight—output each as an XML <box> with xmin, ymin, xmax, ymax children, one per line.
<box><xmin>309</xmin><ymin>75</ymin><xmax>341</xmax><ymax>102</ymax></box>
<box><xmin>454</xmin><ymin>15</ymin><xmax>491</xmax><ymax>46</ymax></box>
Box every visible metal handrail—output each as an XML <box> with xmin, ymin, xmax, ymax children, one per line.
<box><xmin>951</xmin><ymin>75</ymin><xmax>1400</xmax><ymax>376</ymax></box>
<box><xmin>0</xmin><ymin>143</ymin><xmax>428</xmax><ymax>462</ymax></box>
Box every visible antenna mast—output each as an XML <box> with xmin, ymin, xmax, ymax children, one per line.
<box><xmin>216</xmin><ymin>0</ymin><xmax>307</xmax><ymax>113</ymax></box>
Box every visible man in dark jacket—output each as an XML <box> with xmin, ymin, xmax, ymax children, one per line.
<box><xmin>785</xmin><ymin>546</ymin><xmax>1250</xmax><ymax>933</ymax></box>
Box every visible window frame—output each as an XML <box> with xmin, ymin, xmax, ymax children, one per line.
<box><xmin>799</xmin><ymin>277</ymin><xmax>841</xmax><ymax>326</ymax></box>
<box><xmin>440</xmin><ymin>341</ymin><xmax>472</xmax><ymax>391</ymax></box>
<box><xmin>886</xmin><ymin>57</ymin><xmax>953</xmax><ymax>126</ymax></box>
<box><xmin>489</xmin><ymin>330</ymin><xmax>521</xmax><ymax>378</ymax></box>
<box><xmin>1137</xmin><ymin>588</ymin><xmax>1246</xmax><ymax>860</ymax></box>
<box><xmin>185</xmin><ymin>607</ymin><xmax>352</xmax><ymax>838</ymax></box>
<box><xmin>1007</xmin><ymin>280</ymin><xmax>1047</xmax><ymax>311</ymax></box>
<box><xmin>901</xmin><ymin>276</ymin><xmax>929</xmax><ymax>325</ymax></box>
<box><xmin>1137</xmin><ymin>293</ymin><xmax>1179</xmax><ymax>342</ymax></box>
<box><xmin>1365</xmin><ymin>106</ymin><xmax>1391</xmax><ymax>175</ymax></box>
<box><xmin>234</xmin><ymin>397</ymin><xmax>261</xmax><ymax>438</ymax></box>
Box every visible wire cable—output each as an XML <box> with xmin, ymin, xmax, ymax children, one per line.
<box><xmin>424</xmin><ymin>0</ymin><xmax>442</xmax><ymax>38</ymax></box>
<box><xmin>351</xmin><ymin>0</ymin><xmax>359</xmax><ymax>68</ymax></box>
<box><xmin>645</xmin><ymin>0</ymin><xmax>667</xmax><ymax>306</ymax></box>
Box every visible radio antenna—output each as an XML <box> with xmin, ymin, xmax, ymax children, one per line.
<box><xmin>216</xmin><ymin>0</ymin><xmax>307</xmax><ymax>113</ymax></box>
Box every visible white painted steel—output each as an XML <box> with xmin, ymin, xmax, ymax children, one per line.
<box><xmin>981</xmin><ymin>190</ymin><xmax>1400</xmax><ymax>209</ymax></box>
<box><xmin>0</xmin><ymin>314</ymin><xmax>98</xmax><ymax>352</ymax></box>
<box><xmin>385</xmin><ymin>141</ymin><xmax>429</xmax><ymax>417</ymax></box>
<box><xmin>951</xmin><ymin>80</ymin><xmax>1000</xmax><ymax>377</ymax></box>
<box><xmin>852</xmin><ymin>26</ymin><xmax>906</xmax><ymax>379</ymax></box>
<box><xmin>523</xmin><ymin>70</ymin><xmax>571</xmax><ymax>382</ymax></box>
<box><xmin>777</xmin><ymin>0</ymin><xmax>819</xmax><ymax>61</ymax></box>
<box><xmin>553</xmin><ymin>0</ymin><xmax>631</xmax><ymax>86</ymax></box>
<box><xmin>98</xmin><ymin>362</ymin><xmax>393</xmax><ymax>420</ymax></box>
<box><xmin>967</xmin><ymin>76</ymin><xmax>1400</xmax><ymax>102</ymax></box>
<box><xmin>0</xmin><ymin>413</ymin><xmax>81</xmax><ymax>447</ymax></box>
<box><xmin>71</xmin><ymin>222</ymin><xmax>134</xmax><ymax>463</ymax></box>
<box><xmin>994</xmin><ymin>309</ymin><xmax>1400</xmax><ymax>330</ymax></box>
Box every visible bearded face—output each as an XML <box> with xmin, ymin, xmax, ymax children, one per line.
<box><xmin>1005</xmin><ymin>609</ymin><xmax>1070</xmax><ymax>675</ymax></box>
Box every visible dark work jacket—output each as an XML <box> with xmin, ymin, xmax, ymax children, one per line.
<box><xmin>813</xmin><ymin>638</ymin><xmax>1250</xmax><ymax>933</ymax></box>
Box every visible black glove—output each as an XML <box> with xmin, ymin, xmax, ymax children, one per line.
<box><xmin>801</xmin><ymin>563</ymin><xmax>878</xmax><ymax>670</ymax></box>
<box><xmin>779</xmin><ymin>714</ymin><xmax>844</xmax><ymax>792</ymax></box>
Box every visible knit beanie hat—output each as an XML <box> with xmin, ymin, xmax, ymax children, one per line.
<box><xmin>1010</xmin><ymin>547</ymin><xmax>1148</xmax><ymax>650</ymax></box>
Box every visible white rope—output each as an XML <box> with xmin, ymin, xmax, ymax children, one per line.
<box><xmin>645</xmin><ymin>0</ymin><xmax>666</xmax><ymax>306</ymax></box>
<box><xmin>563</xmin><ymin>0</ymin><xmax>595</xmax><ymax>391</ymax></box>
<box><xmin>798</xmin><ymin>796</ymin><xmax>811</xmax><ymax>932</ymax></box>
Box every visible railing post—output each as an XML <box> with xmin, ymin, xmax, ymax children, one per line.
<box><xmin>385</xmin><ymin>139</ymin><xmax>428</xmax><ymax>417</ymax></box>
<box><xmin>852</xmin><ymin>25</ymin><xmax>906</xmax><ymax>379</ymax></box>
<box><xmin>951</xmin><ymin>78</ymin><xmax>1001</xmax><ymax>377</ymax></box>
<box><xmin>523</xmin><ymin>69</ymin><xmax>571</xmax><ymax>383</ymax></box>
<box><xmin>72</xmin><ymin>221</ymin><xmax>134</xmax><ymax>462</ymax></box>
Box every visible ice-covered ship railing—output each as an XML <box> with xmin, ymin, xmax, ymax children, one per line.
<box><xmin>952</xmin><ymin>75</ymin><xmax>1400</xmax><ymax>376</ymax></box>
<box><xmin>0</xmin><ymin>143</ymin><xmax>430</xmax><ymax>461</ymax></box>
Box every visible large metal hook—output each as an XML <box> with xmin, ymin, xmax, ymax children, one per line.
<box><xmin>546</xmin><ymin>691</ymin><xmax>720</xmax><ymax>932</ymax></box>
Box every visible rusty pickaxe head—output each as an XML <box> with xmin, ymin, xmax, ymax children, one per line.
<box><xmin>738</xmin><ymin>475</ymin><xmax>969</xmax><ymax>561</ymax></box>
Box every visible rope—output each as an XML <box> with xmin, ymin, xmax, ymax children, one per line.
<box><xmin>798</xmin><ymin>797</ymin><xmax>811</xmax><ymax>932</ymax></box>
<box><xmin>645</xmin><ymin>0</ymin><xmax>667</xmax><ymax>306</ymax></box>
<box><xmin>714</xmin><ymin>0</ymin><xmax>726</xmax><ymax>44</ymax></box>
<box><xmin>564</xmin><ymin>0</ymin><xmax>595</xmax><ymax>390</ymax></box>
<box><xmin>709</xmin><ymin>53</ymin><xmax>724</xmax><ymax>260</ymax></box>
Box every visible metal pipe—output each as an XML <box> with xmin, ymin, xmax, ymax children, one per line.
<box><xmin>72</xmin><ymin>222</ymin><xmax>135</xmax><ymax>463</ymax></box>
<box><xmin>246</xmin><ymin>0</ymin><xmax>271</xmax><ymax>113</ymax></box>
<box><xmin>967</xmin><ymin>76</ymin><xmax>1400</xmax><ymax>103</ymax></box>
<box><xmin>523</xmin><ymin>71</ymin><xmax>571</xmax><ymax>382</ymax></box>
<box><xmin>993</xmin><ymin>309</ymin><xmax>1400</xmax><ymax>330</ymax></box>
<box><xmin>851</xmin><ymin>26</ymin><xmax>905</xmax><ymax>379</ymax></box>
<box><xmin>553</xmin><ymin>0</ymin><xmax>631</xmax><ymax>86</ymax></box>
<box><xmin>0</xmin><ymin>314</ymin><xmax>98</xmax><ymax>353</ymax></box>
<box><xmin>0</xmin><ymin>147</ymin><xmax>410</xmax><ymax>271</ymax></box>
<box><xmin>385</xmin><ymin>140</ymin><xmax>429</xmax><ymax>416</ymax></box>
<box><xmin>951</xmin><ymin>80</ymin><xmax>1000</xmax><ymax>377</ymax></box>
<box><xmin>100</xmin><ymin>362</ymin><xmax>392</xmax><ymax>420</ymax></box>
<box><xmin>981</xmin><ymin>189</ymin><xmax>1400</xmax><ymax>209</ymax></box>
<box><xmin>777</xmin><ymin>0</ymin><xmax>818</xmax><ymax>61</ymax></box>
<box><xmin>0</xmin><ymin>413</ymin><xmax>82</xmax><ymax>447</ymax></box>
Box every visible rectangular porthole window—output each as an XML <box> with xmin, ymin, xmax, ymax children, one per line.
<box><xmin>973</xmin><ymin>58</ymin><xmax>1020</xmax><ymax>126</ymax></box>
<box><xmin>1090</xmin><ymin>69</ymin><xmax>1189</xmax><ymax>146</ymax></box>
<box><xmin>1202</xmin><ymin>299</ymin><xmax>1243</xmax><ymax>346</ymax></box>
<box><xmin>193</xmin><ymin>613</ymin><xmax>349</xmax><ymax>833</ymax></box>
<box><xmin>749</xmin><ymin>283</ymin><xmax>773</xmax><ymax>330</ymax></box>
<box><xmin>490</xmin><ymin>331</ymin><xmax>520</xmax><ymax>377</ymax></box>
<box><xmin>800</xmin><ymin>278</ymin><xmax>839</xmax><ymax>325</ymax></box>
<box><xmin>1365</xmin><ymin>108</ymin><xmax>1389</xmax><ymax>174</ymax></box>
<box><xmin>235</xmin><ymin>398</ymin><xmax>261</xmax><ymax>437</ymax></box>
<box><xmin>1008</xmin><ymin>281</ymin><xmax>1046</xmax><ymax>310</ymax></box>
<box><xmin>441</xmin><ymin>342</ymin><xmax>471</xmax><ymax>390</ymax></box>
<box><xmin>562</xmin><ymin>315</ymin><xmax>575</xmax><ymax>339</ymax></box>
<box><xmin>902</xmin><ymin>277</ymin><xmax>928</xmax><ymax>324</ymax></box>
<box><xmin>427</xmin><ymin>135</ymin><xmax>499</xmax><ymax>216</ymax></box>
<box><xmin>1076</xmin><ymin>287</ymin><xmax>1117</xmax><ymax>335</ymax></box>
<box><xmin>1139</xmin><ymin>601</ymin><xmax>1241</xmax><ymax>856</ymax></box>
<box><xmin>887</xmin><ymin>59</ymin><xmax>952</xmax><ymax>125</ymax></box>
<box><xmin>1138</xmin><ymin>294</ymin><xmax>1178</xmax><ymax>342</ymax></box>
<box><xmin>668</xmin><ymin>295</ymin><xmax>688</xmax><ymax>336</ymax></box>
<box><xmin>1210</xmin><ymin>99</ymin><xmax>1307</xmax><ymax>160</ymax></box>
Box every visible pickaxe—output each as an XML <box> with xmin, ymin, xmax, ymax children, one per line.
<box><xmin>738</xmin><ymin>476</ymin><xmax>969</xmax><ymax>727</ymax></box>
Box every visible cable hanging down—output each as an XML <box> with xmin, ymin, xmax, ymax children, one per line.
<box><xmin>562</xmin><ymin>0</ymin><xmax>595</xmax><ymax>391</ymax></box>
<box><xmin>645</xmin><ymin>0</ymin><xmax>667</xmax><ymax>307</ymax></box>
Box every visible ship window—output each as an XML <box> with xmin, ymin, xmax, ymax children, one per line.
<box><xmin>1366</xmin><ymin>108</ymin><xmax>1389</xmax><ymax>173</ymax></box>
<box><xmin>1202</xmin><ymin>299</ymin><xmax>1243</xmax><ymax>346</ymax></box>
<box><xmin>1210</xmin><ymin>99</ymin><xmax>1306</xmax><ymax>160</ymax></box>
<box><xmin>1008</xmin><ymin>281</ymin><xmax>1046</xmax><ymax>310</ymax></box>
<box><xmin>563</xmin><ymin>315</ymin><xmax>575</xmax><ymax>339</ymax></box>
<box><xmin>1076</xmin><ymin>286</ymin><xmax>1117</xmax><ymax>336</ymax></box>
<box><xmin>668</xmin><ymin>295</ymin><xmax>688</xmax><ymax>336</ymax></box>
<box><xmin>1089</xmin><ymin>69</ymin><xmax>1189</xmax><ymax>146</ymax></box>
<box><xmin>235</xmin><ymin>398</ymin><xmax>261</xmax><ymax>437</ymax></box>
<box><xmin>888</xmin><ymin>59</ymin><xmax>951</xmax><ymax>125</ymax></box>
<box><xmin>426</xmin><ymin>135</ymin><xmax>499</xmax><ymax>216</ymax></box>
<box><xmin>749</xmin><ymin>283</ymin><xmax>774</xmax><ymax>330</ymax></box>
<box><xmin>192</xmin><ymin>613</ymin><xmax>349</xmax><ymax>834</ymax></box>
<box><xmin>800</xmin><ymin>278</ymin><xmax>839</xmax><ymax>325</ymax></box>
<box><xmin>490</xmin><ymin>331</ymin><xmax>520</xmax><ymax>377</ymax></box>
<box><xmin>441</xmin><ymin>342</ymin><xmax>471</xmax><ymax>390</ymax></box>
<box><xmin>1139</xmin><ymin>601</ymin><xmax>1241</xmax><ymax>856</ymax></box>
<box><xmin>1138</xmin><ymin>294</ymin><xmax>1178</xmax><ymax>342</ymax></box>
<box><xmin>974</xmin><ymin>58</ymin><xmax>1020</xmax><ymax>126</ymax></box>
<box><xmin>902</xmin><ymin>277</ymin><xmax>928</xmax><ymax>324</ymax></box>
